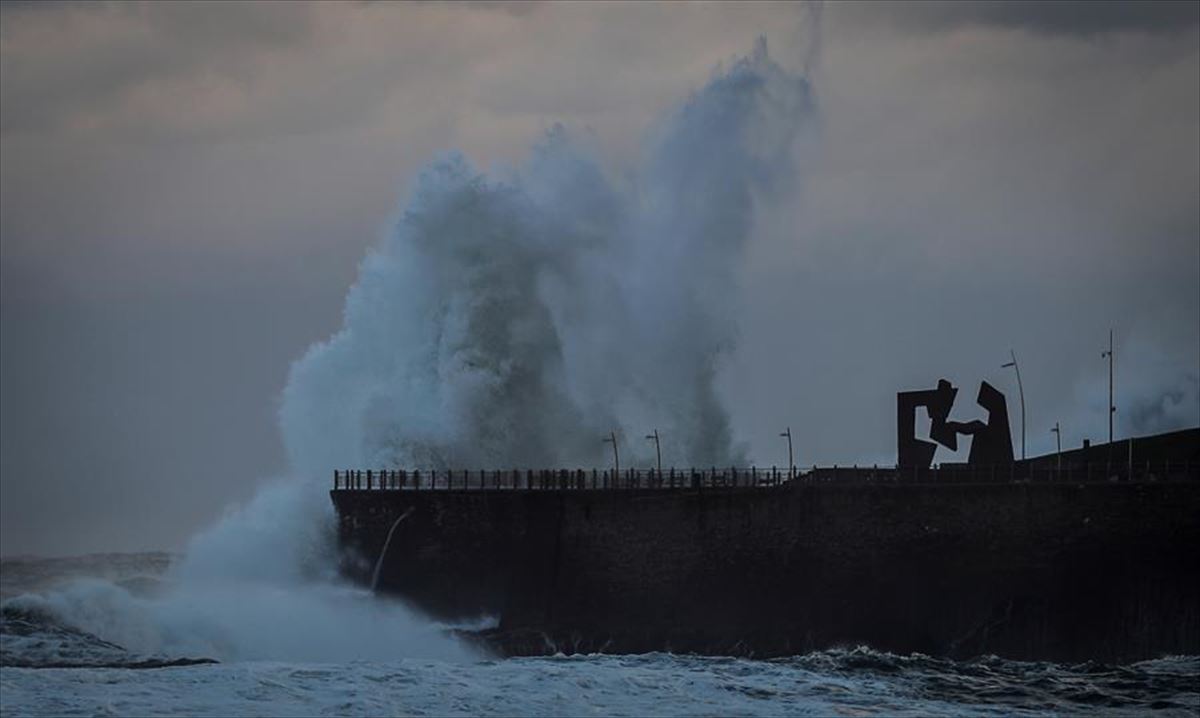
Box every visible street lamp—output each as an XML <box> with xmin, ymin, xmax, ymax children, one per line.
<box><xmin>602</xmin><ymin>431</ymin><xmax>620</xmax><ymax>477</ymax></box>
<box><xmin>1102</xmin><ymin>330</ymin><xmax>1115</xmax><ymax>444</ymax></box>
<box><xmin>780</xmin><ymin>426</ymin><xmax>794</xmax><ymax>478</ymax></box>
<box><xmin>1051</xmin><ymin>422</ymin><xmax>1061</xmax><ymax>474</ymax></box>
<box><xmin>1002</xmin><ymin>350</ymin><xmax>1026</xmax><ymax>460</ymax></box>
<box><xmin>645</xmin><ymin>429</ymin><xmax>661</xmax><ymax>473</ymax></box>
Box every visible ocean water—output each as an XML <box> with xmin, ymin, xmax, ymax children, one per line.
<box><xmin>2</xmin><ymin>553</ymin><xmax>1197</xmax><ymax>717</ymax></box>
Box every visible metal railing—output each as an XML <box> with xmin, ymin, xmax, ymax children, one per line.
<box><xmin>334</xmin><ymin>467</ymin><xmax>793</xmax><ymax>492</ymax></box>
<box><xmin>331</xmin><ymin>459</ymin><xmax>1198</xmax><ymax>492</ymax></box>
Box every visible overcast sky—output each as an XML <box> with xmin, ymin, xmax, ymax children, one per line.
<box><xmin>2</xmin><ymin>1</ymin><xmax>1197</xmax><ymax>556</ymax></box>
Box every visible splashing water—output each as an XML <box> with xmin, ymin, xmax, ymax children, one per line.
<box><xmin>280</xmin><ymin>36</ymin><xmax>811</xmax><ymax>477</ymax></box>
<box><xmin>372</xmin><ymin>508</ymin><xmax>414</xmax><ymax>592</ymax></box>
<box><xmin>1</xmin><ymin>40</ymin><xmax>811</xmax><ymax>667</ymax></box>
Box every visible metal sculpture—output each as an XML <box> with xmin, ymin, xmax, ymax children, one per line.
<box><xmin>898</xmin><ymin>379</ymin><xmax>1014</xmax><ymax>468</ymax></box>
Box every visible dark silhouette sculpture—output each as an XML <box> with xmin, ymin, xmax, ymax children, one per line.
<box><xmin>898</xmin><ymin>379</ymin><xmax>1014</xmax><ymax>468</ymax></box>
<box><xmin>897</xmin><ymin>379</ymin><xmax>957</xmax><ymax>468</ymax></box>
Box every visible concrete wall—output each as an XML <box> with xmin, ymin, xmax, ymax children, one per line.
<box><xmin>333</xmin><ymin>479</ymin><xmax>1200</xmax><ymax>661</ymax></box>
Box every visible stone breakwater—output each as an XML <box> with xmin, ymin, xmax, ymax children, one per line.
<box><xmin>333</xmin><ymin>466</ymin><xmax>1199</xmax><ymax>662</ymax></box>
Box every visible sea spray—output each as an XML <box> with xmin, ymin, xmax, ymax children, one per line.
<box><xmin>1</xmin><ymin>39</ymin><xmax>811</xmax><ymax>666</ymax></box>
<box><xmin>281</xmin><ymin>37</ymin><xmax>811</xmax><ymax>477</ymax></box>
<box><xmin>372</xmin><ymin>508</ymin><xmax>415</xmax><ymax>591</ymax></box>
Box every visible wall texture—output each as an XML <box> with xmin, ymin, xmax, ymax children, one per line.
<box><xmin>333</xmin><ymin>477</ymin><xmax>1200</xmax><ymax>661</ymax></box>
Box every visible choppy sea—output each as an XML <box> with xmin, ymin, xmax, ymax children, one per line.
<box><xmin>1</xmin><ymin>553</ymin><xmax>1196</xmax><ymax>717</ymax></box>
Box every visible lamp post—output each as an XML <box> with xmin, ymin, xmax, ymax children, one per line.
<box><xmin>1051</xmin><ymin>422</ymin><xmax>1061</xmax><ymax>474</ymax></box>
<box><xmin>645</xmin><ymin>429</ymin><xmax>661</xmax><ymax>473</ymax></box>
<box><xmin>1101</xmin><ymin>330</ymin><xmax>1115</xmax><ymax>444</ymax></box>
<box><xmin>602</xmin><ymin>431</ymin><xmax>620</xmax><ymax>477</ymax></box>
<box><xmin>780</xmin><ymin>426</ymin><xmax>794</xmax><ymax>478</ymax></box>
<box><xmin>1002</xmin><ymin>350</ymin><xmax>1026</xmax><ymax>460</ymax></box>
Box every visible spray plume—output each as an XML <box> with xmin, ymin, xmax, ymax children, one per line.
<box><xmin>4</xmin><ymin>40</ymin><xmax>813</xmax><ymax>664</ymax></box>
<box><xmin>282</xmin><ymin>38</ymin><xmax>811</xmax><ymax>477</ymax></box>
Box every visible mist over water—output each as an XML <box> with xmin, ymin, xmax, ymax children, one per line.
<box><xmin>2</xmin><ymin>40</ymin><xmax>810</xmax><ymax>666</ymax></box>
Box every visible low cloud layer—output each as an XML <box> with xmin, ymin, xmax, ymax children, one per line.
<box><xmin>2</xmin><ymin>2</ymin><xmax>1197</xmax><ymax>555</ymax></box>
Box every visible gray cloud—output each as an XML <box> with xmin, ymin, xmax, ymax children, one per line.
<box><xmin>1</xmin><ymin>2</ymin><xmax>318</xmax><ymax>134</ymax></box>
<box><xmin>836</xmin><ymin>1</ymin><xmax>1199</xmax><ymax>36</ymax></box>
<box><xmin>1</xmin><ymin>1</ymin><xmax>1197</xmax><ymax>555</ymax></box>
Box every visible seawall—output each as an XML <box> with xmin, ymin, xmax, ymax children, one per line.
<box><xmin>334</xmin><ymin>471</ymin><xmax>1200</xmax><ymax>662</ymax></box>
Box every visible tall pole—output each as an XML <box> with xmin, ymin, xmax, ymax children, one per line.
<box><xmin>1102</xmin><ymin>330</ymin><xmax>1114</xmax><ymax>443</ymax></box>
<box><xmin>1002</xmin><ymin>350</ymin><xmax>1026</xmax><ymax>460</ymax></box>
<box><xmin>603</xmin><ymin>431</ymin><xmax>620</xmax><ymax>477</ymax></box>
<box><xmin>645</xmin><ymin>429</ymin><xmax>661</xmax><ymax>473</ymax></box>
<box><xmin>780</xmin><ymin>427</ymin><xmax>794</xmax><ymax>478</ymax></box>
<box><xmin>1051</xmin><ymin>422</ymin><xmax>1061</xmax><ymax>474</ymax></box>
